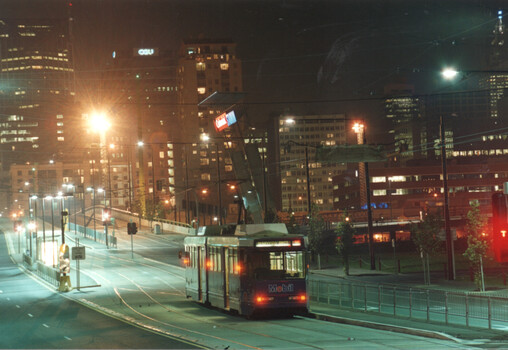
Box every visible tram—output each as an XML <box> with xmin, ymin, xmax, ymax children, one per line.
<box><xmin>181</xmin><ymin>223</ymin><xmax>309</xmax><ymax>316</ymax></box>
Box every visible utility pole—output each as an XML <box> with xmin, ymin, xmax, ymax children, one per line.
<box><xmin>440</xmin><ymin>115</ymin><xmax>455</xmax><ymax>280</ymax></box>
<box><xmin>305</xmin><ymin>146</ymin><xmax>311</xmax><ymax>213</ymax></box>
<box><xmin>217</xmin><ymin>143</ymin><xmax>222</xmax><ymax>225</ymax></box>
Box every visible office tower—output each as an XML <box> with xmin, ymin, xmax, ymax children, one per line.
<box><xmin>0</xmin><ymin>18</ymin><xmax>75</xmax><ymax>168</ymax></box>
<box><xmin>275</xmin><ymin>114</ymin><xmax>346</xmax><ymax>213</ymax></box>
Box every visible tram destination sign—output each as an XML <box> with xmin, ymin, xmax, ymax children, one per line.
<box><xmin>256</xmin><ymin>240</ymin><xmax>301</xmax><ymax>248</ymax></box>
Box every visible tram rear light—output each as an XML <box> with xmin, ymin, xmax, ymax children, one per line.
<box><xmin>182</xmin><ymin>257</ymin><xmax>190</xmax><ymax>266</ymax></box>
<box><xmin>289</xmin><ymin>294</ymin><xmax>307</xmax><ymax>302</ymax></box>
<box><xmin>206</xmin><ymin>260</ymin><xmax>213</xmax><ymax>270</ymax></box>
<box><xmin>255</xmin><ymin>295</ymin><xmax>274</xmax><ymax>304</ymax></box>
<box><xmin>292</xmin><ymin>240</ymin><xmax>301</xmax><ymax>247</ymax></box>
<box><xmin>235</xmin><ymin>264</ymin><xmax>242</xmax><ymax>274</ymax></box>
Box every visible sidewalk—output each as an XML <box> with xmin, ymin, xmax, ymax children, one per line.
<box><xmin>310</xmin><ymin>265</ymin><xmax>508</xmax><ymax>296</ymax></box>
<box><xmin>307</xmin><ymin>265</ymin><xmax>508</xmax><ymax>343</ymax></box>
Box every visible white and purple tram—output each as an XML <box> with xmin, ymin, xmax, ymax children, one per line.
<box><xmin>182</xmin><ymin>223</ymin><xmax>308</xmax><ymax>316</ymax></box>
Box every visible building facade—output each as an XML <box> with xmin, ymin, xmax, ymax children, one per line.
<box><xmin>276</xmin><ymin>114</ymin><xmax>346</xmax><ymax>212</ymax></box>
<box><xmin>176</xmin><ymin>39</ymin><xmax>243</xmax><ymax>222</ymax></box>
<box><xmin>333</xmin><ymin>161</ymin><xmax>508</xmax><ymax>220</ymax></box>
<box><xmin>0</xmin><ymin>18</ymin><xmax>76</xmax><ymax>168</ymax></box>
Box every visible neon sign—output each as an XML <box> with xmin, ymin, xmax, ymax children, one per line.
<box><xmin>134</xmin><ymin>48</ymin><xmax>159</xmax><ymax>57</ymax></box>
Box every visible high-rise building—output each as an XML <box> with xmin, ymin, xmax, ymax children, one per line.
<box><xmin>383</xmin><ymin>82</ymin><xmax>424</xmax><ymax>163</ymax></box>
<box><xmin>0</xmin><ymin>18</ymin><xmax>76</xmax><ymax>168</ymax></box>
<box><xmin>176</xmin><ymin>39</ymin><xmax>243</xmax><ymax>222</ymax></box>
<box><xmin>99</xmin><ymin>47</ymin><xmax>179</xmax><ymax>210</ymax></box>
<box><xmin>275</xmin><ymin>114</ymin><xmax>346</xmax><ymax>213</ymax></box>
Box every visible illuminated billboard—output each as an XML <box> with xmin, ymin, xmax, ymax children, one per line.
<box><xmin>214</xmin><ymin>111</ymin><xmax>237</xmax><ymax>132</ymax></box>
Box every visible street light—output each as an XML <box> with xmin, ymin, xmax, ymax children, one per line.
<box><xmin>352</xmin><ymin>121</ymin><xmax>376</xmax><ymax>271</ymax></box>
<box><xmin>201</xmin><ymin>134</ymin><xmax>223</xmax><ymax>225</ymax></box>
<box><xmin>86</xmin><ymin>187</ymin><xmax>97</xmax><ymax>241</ymax></box>
<box><xmin>89</xmin><ymin>111</ymin><xmax>111</xmax><ymax>208</ymax></box>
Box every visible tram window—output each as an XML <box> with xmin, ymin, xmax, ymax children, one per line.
<box><xmin>228</xmin><ymin>248</ymin><xmax>239</xmax><ymax>274</ymax></box>
<box><xmin>270</xmin><ymin>252</ymin><xmax>284</xmax><ymax>270</ymax></box>
<box><xmin>250</xmin><ymin>251</ymin><xmax>305</xmax><ymax>279</ymax></box>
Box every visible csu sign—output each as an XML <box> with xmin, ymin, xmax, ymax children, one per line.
<box><xmin>133</xmin><ymin>48</ymin><xmax>159</xmax><ymax>57</ymax></box>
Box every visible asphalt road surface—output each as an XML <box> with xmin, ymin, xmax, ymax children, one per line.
<box><xmin>0</xmin><ymin>230</ymin><xmax>200</xmax><ymax>349</ymax></box>
<box><xmin>0</xmin><ymin>218</ymin><xmax>477</xmax><ymax>349</ymax></box>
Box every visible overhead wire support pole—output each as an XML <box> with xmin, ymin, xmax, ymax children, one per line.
<box><xmin>440</xmin><ymin>115</ymin><xmax>455</xmax><ymax>280</ymax></box>
<box><xmin>305</xmin><ymin>146</ymin><xmax>311</xmax><ymax>213</ymax></box>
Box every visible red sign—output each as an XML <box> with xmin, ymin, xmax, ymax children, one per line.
<box><xmin>214</xmin><ymin>113</ymin><xmax>228</xmax><ymax>132</ymax></box>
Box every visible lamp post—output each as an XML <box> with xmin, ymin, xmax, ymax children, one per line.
<box><xmin>98</xmin><ymin>188</ymin><xmax>108</xmax><ymax>248</ymax></box>
<box><xmin>201</xmin><ymin>134</ymin><xmax>222</xmax><ymax>225</ymax></box>
<box><xmin>87</xmin><ymin>187</ymin><xmax>97</xmax><ymax>241</ymax></box>
<box><xmin>89</xmin><ymin>111</ymin><xmax>111</xmax><ymax>206</ymax></box>
<box><xmin>353</xmin><ymin>121</ymin><xmax>375</xmax><ymax>271</ymax></box>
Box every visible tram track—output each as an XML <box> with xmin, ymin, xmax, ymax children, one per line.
<box><xmin>79</xmin><ymin>246</ymin><xmax>332</xmax><ymax>349</ymax></box>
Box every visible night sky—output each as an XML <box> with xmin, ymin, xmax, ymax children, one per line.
<box><xmin>1</xmin><ymin>0</ymin><xmax>504</xmax><ymax>142</ymax></box>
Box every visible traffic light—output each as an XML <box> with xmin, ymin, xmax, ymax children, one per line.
<box><xmin>127</xmin><ymin>222</ymin><xmax>137</xmax><ymax>235</ymax></box>
<box><xmin>102</xmin><ymin>209</ymin><xmax>111</xmax><ymax>225</ymax></box>
<box><xmin>492</xmin><ymin>193</ymin><xmax>508</xmax><ymax>262</ymax></box>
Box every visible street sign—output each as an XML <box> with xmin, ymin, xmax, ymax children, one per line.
<box><xmin>72</xmin><ymin>246</ymin><xmax>86</xmax><ymax>260</ymax></box>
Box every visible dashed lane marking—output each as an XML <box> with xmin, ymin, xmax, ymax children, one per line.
<box><xmin>27</xmin><ymin>313</ymin><xmax>33</xmax><ymax>318</ymax></box>
<box><xmin>43</xmin><ymin>324</ymin><xmax>49</xmax><ymax>328</ymax></box>
<box><xmin>64</xmin><ymin>336</ymin><xmax>72</xmax><ymax>341</ymax></box>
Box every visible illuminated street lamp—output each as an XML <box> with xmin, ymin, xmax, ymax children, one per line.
<box><xmin>441</xmin><ymin>67</ymin><xmax>459</xmax><ymax>80</ymax></box>
<box><xmin>352</xmin><ymin>121</ymin><xmax>375</xmax><ymax>271</ymax></box>
<box><xmin>200</xmin><ymin>134</ymin><xmax>223</xmax><ymax>225</ymax></box>
<box><xmin>89</xmin><ymin>111</ymin><xmax>111</xmax><ymax>207</ymax></box>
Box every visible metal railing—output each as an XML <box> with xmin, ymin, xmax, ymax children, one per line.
<box><xmin>308</xmin><ymin>279</ymin><xmax>508</xmax><ymax>330</ymax></box>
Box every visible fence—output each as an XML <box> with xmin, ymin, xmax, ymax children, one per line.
<box><xmin>308</xmin><ymin>279</ymin><xmax>508</xmax><ymax>330</ymax></box>
<box><xmin>70</xmin><ymin>222</ymin><xmax>117</xmax><ymax>248</ymax></box>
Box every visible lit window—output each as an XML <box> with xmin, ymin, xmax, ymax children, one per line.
<box><xmin>220</xmin><ymin>63</ymin><xmax>229</xmax><ymax>70</ymax></box>
<box><xmin>197</xmin><ymin>87</ymin><xmax>206</xmax><ymax>94</ymax></box>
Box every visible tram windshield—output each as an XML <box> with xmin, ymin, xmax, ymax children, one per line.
<box><xmin>250</xmin><ymin>251</ymin><xmax>305</xmax><ymax>280</ymax></box>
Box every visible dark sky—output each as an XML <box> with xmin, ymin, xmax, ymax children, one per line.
<box><xmin>1</xmin><ymin>0</ymin><xmax>504</xmax><ymax>141</ymax></box>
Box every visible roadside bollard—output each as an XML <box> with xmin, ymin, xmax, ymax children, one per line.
<box><xmin>470</xmin><ymin>267</ymin><xmax>474</xmax><ymax>282</ymax></box>
<box><xmin>378</xmin><ymin>257</ymin><xmax>381</xmax><ymax>271</ymax></box>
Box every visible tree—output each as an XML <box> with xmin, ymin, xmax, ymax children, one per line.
<box><xmin>307</xmin><ymin>205</ymin><xmax>336</xmax><ymax>267</ymax></box>
<box><xmin>410</xmin><ymin>211</ymin><xmax>442</xmax><ymax>285</ymax></box>
<box><xmin>144</xmin><ymin>198</ymin><xmax>164</xmax><ymax>228</ymax></box>
<box><xmin>335</xmin><ymin>216</ymin><xmax>356</xmax><ymax>275</ymax></box>
<box><xmin>463</xmin><ymin>201</ymin><xmax>489</xmax><ymax>291</ymax></box>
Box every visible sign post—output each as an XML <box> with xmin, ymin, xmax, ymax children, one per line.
<box><xmin>71</xmin><ymin>239</ymin><xmax>86</xmax><ymax>291</ymax></box>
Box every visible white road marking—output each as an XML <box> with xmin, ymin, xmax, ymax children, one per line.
<box><xmin>64</xmin><ymin>336</ymin><xmax>72</xmax><ymax>341</ymax></box>
<box><xmin>27</xmin><ymin>313</ymin><xmax>33</xmax><ymax>317</ymax></box>
<box><xmin>0</xmin><ymin>290</ymin><xmax>3</xmax><ymax>293</ymax></box>
<box><xmin>16</xmin><ymin>305</ymin><xmax>20</xmax><ymax>308</ymax></box>
<box><xmin>43</xmin><ymin>324</ymin><xmax>49</xmax><ymax>328</ymax></box>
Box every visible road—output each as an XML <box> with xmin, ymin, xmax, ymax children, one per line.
<box><xmin>2</xmin><ymin>218</ymin><xmax>475</xmax><ymax>349</ymax></box>
<box><xmin>0</xmin><ymin>230</ymin><xmax>200</xmax><ymax>349</ymax></box>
